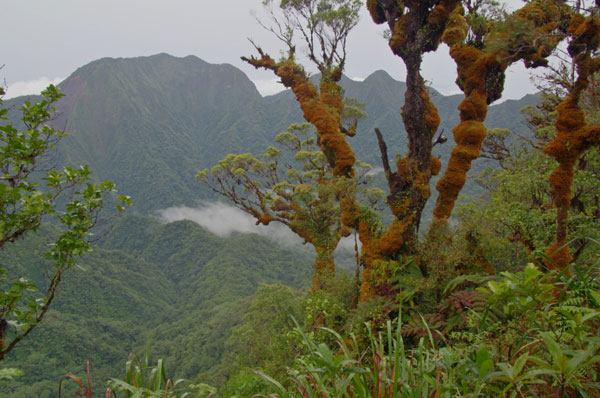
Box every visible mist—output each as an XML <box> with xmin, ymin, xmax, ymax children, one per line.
<box><xmin>157</xmin><ymin>202</ymin><xmax>358</xmax><ymax>253</ymax></box>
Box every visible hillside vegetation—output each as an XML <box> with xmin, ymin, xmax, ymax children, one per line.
<box><xmin>0</xmin><ymin>216</ymin><xmax>312</xmax><ymax>397</ymax></box>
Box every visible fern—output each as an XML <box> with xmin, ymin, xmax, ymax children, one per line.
<box><xmin>444</xmin><ymin>274</ymin><xmax>497</xmax><ymax>295</ymax></box>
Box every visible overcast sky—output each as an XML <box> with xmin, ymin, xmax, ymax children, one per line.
<box><xmin>3</xmin><ymin>0</ymin><xmax>532</xmax><ymax>99</ymax></box>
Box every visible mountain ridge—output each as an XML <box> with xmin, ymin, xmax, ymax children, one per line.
<box><xmin>4</xmin><ymin>53</ymin><xmax>539</xmax><ymax>215</ymax></box>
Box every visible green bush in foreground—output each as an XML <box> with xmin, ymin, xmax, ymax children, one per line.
<box><xmin>252</xmin><ymin>255</ymin><xmax>600</xmax><ymax>397</ymax></box>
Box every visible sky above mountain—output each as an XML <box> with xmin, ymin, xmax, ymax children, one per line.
<box><xmin>4</xmin><ymin>0</ymin><xmax>533</xmax><ymax>99</ymax></box>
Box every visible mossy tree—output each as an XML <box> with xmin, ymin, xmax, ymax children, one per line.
<box><xmin>243</xmin><ymin>0</ymin><xmax>362</xmax><ymax>179</ymax></box>
<box><xmin>434</xmin><ymin>1</ymin><xmax>600</xmax><ymax>273</ymax></box>
<box><xmin>434</xmin><ymin>0</ymin><xmax>572</xmax><ymax>223</ymax></box>
<box><xmin>351</xmin><ymin>0</ymin><xmax>458</xmax><ymax>299</ymax></box>
<box><xmin>543</xmin><ymin>6</ymin><xmax>600</xmax><ymax>269</ymax></box>
<box><xmin>357</xmin><ymin>0</ymin><xmax>573</xmax><ymax>297</ymax></box>
<box><xmin>438</xmin><ymin>1</ymin><xmax>600</xmax><ymax>271</ymax></box>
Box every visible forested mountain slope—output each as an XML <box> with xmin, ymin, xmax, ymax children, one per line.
<box><xmin>0</xmin><ymin>216</ymin><xmax>311</xmax><ymax>397</ymax></box>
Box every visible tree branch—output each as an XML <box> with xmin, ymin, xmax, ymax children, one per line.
<box><xmin>374</xmin><ymin>128</ymin><xmax>391</xmax><ymax>180</ymax></box>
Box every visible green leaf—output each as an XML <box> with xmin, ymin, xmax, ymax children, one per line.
<box><xmin>0</xmin><ymin>367</ymin><xmax>24</xmax><ymax>380</ymax></box>
<box><xmin>540</xmin><ymin>332</ymin><xmax>564</xmax><ymax>368</ymax></box>
<box><xmin>476</xmin><ymin>346</ymin><xmax>494</xmax><ymax>378</ymax></box>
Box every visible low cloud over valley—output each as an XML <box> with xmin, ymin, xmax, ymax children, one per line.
<box><xmin>157</xmin><ymin>202</ymin><xmax>358</xmax><ymax>253</ymax></box>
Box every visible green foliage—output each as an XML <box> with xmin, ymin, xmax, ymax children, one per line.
<box><xmin>249</xmin><ymin>254</ymin><xmax>600</xmax><ymax>397</ymax></box>
<box><xmin>58</xmin><ymin>353</ymin><xmax>217</xmax><ymax>398</ymax></box>
<box><xmin>0</xmin><ymin>215</ymin><xmax>313</xmax><ymax>397</ymax></box>
<box><xmin>200</xmin><ymin>123</ymin><xmax>373</xmax><ymax>236</ymax></box>
<box><xmin>107</xmin><ymin>347</ymin><xmax>192</xmax><ymax>398</ymax></box>
<box><xmin>219</xmin><ymin>275</ymin><xmax>357</xmax><ymax>397</ymax></box>
<box><xmin>261</xmin><ymin>0</ymin><xmax>362</xmax><ymax>70</ymax></box>
<box><xmin>199</xmin><ymin>122</ymin><xmax>374</xmax><ymax>288</ymax></box>
<box><xmin>463</xmin><ymin>0</ymin><xmax>504</xmax><ymax>48</ymax></box>
<box><xmin>0</xmin><ymin>25</ymin><xmax>590</xmax><ymax>398</ymax></box>
<box><xmin>221</xmin><ymin>284</ymin><xmax>304</xmax><ymax>383</ymax></box>
<box><xmin>0</xmin><ymin>367</ymin><xmax>23</xmax><ymax>381</ymax></box>
<box><xmin>0</xmin><ymin>85</ymin><xmax>130</xmax><ymax>362</ymax></box>
<box><xmin>303</xmin><ymin>288</ymin><xmax>349</xmax><ymax>343</ymax></box>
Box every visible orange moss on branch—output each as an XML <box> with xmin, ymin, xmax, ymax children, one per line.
<box><xmin>389</xmin><ymin>19</ymin><xmax>407</xmax><ymax>54</ymax></box>
<box><xmin>380</xmin><ymin>218</ymin><xmax>412</xmax><ymax>255</ymax></box>
<box><xmin>442</xmin><ymin>7</ymin><xmax>468</xmax><ymax>46</ymax></box>
<box><xmin>357</xmin><ymin>220</ymin><xmax>383</xmax><ymax>300</ymax></box>
<box><xmin>546</xmin><ymin>241</ymin><xmax>572</xmax><ymax>271</ymax></box>
<box><xmin>242</xmin><ymin>53</ymin><xmax>355</xmax><ymax>178</ymax></box>
<box><xmin>431</xmin><ymin>156</ymin><xmax>442</xmax><ymax>176</ymax></box>
<box><xmin>340</xmin><ymin>196</ymin><xmax>389</xmax><ymax>300</ymax></box>
<box><xmin>434</xmin><ymin>45</ymin><xmax>495</xmax><ymax>221</ymax></box>
<box><xmin>422</xmin><ymin>85</ymin><xmax>441</xmax><ymax>136</ymax></box>
<box><xmin>543</xmin><ymin>16</ymin><xmax>600</xmax><ymax>269</ymax></box>
<box><xmin>366</xmin><ymin>0</ymin><xmax>388</xmax><ymax>24</ymax></box>
<box><xmin>434</xmin><ymin>2</ymin><xmax>571</xmax><ymax>222</ymax></box>
<box><xmin>428</xmin><ymin>4</ymin><xmax>450</xmax><ymax>26</ymax></box>
<box><xmin>256</xmin><ymin>213</ymin><xmax>273</xmax><ymax>226</ymax></box>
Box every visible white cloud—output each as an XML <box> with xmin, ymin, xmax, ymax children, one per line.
<box><xmin>157</xmin><ymin>202</ymin><xmax>303</xmax><ymax>247</ymax></box>
<box><xmin>338</xmin><ymin>234</ymin><xmax>360</xmax><ymax>252</ymax></box>
<box><xmin>252</xmin><ymin>78</ymin><xmax>286</xmax><ymax>96</ymax></box>
<box><xmin>157</xmin><ymin>202</ymin><xmax>358</xmax><ymax>253</ymax></box>
<box><xmin>367</xmin><ymin>167</ymin><xmax>384</xmax><ymax>176</ymax></box>
<box><xmin>3</xmin><ymin>77</ymin><xmax>64</xmax><ymax>99</ymax></box>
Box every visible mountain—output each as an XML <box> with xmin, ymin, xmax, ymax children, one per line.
<box><xmin>4</xmin><ymin>54</ymin><xmax>539</xmax><ymax>214</ymax></box>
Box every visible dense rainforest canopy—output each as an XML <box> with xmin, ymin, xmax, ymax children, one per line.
<box><xmin>2</xmin><ymin>0</ymin><xmax>600</xmax><ymax>397</ymax></box>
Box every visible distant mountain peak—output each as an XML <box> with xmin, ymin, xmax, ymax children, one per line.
<box><xmin>364</xmin><ymin>70</ymin><xmax>396</xmax><ymax>82</ymax></box>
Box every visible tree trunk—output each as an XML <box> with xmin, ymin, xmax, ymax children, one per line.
<box><xmin>312</xmin><ymin>245</ymin><xmax>336</xmax><ymax>292</ymax></box>
<box><xmin>0</xmin><ymin>317</ymin><xmax>7</xmax><ymax>360</ymax></box>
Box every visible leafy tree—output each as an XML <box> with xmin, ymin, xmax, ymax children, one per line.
<box><xmin>245</xmin><ymin>0</ymin><xmax>362</xmax><ymax>179</ymax></box>
<box><xmin>200</xmin><ymin>0</ymin><xmax>370</xmax><ymax>291</ymax></box>
<box><xmin>198</xmin><ymin>123</ymin><xmax>379</xmax><ymax>290</ymax></box>
<box><xmin>0</xmin><ymin>85</ymin><xmax>130</xmax><ymax>361</ymax></box>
